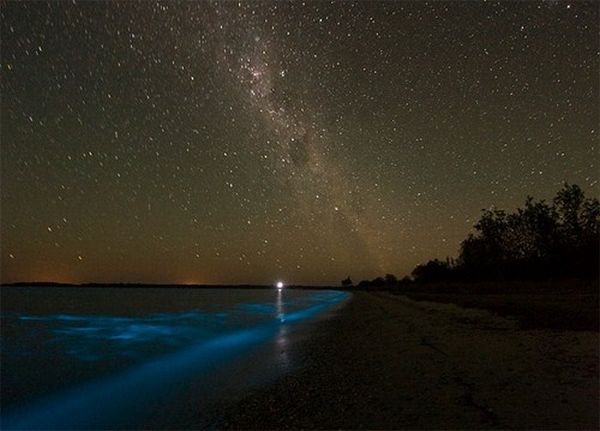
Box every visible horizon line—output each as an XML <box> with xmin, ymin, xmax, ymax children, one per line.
<box><xmin>0</xmin><ymin>281</ymin><xmax>342</xmax><ymax>288</ymax></box>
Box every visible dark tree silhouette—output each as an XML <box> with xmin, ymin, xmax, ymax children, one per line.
<box><xmin>371</xmin><ymin>277</ymin><xmax>386</xmax><ymax>287</ymax></box>
<box><xmin>411</xmin><ymin>259</ymin><xmax>452</xmax><ymax>283</ymax></box>
<box><xmin>357</xmin><ymin>279</ymin><xmax>371</xmax><ymax>288</ymax></box>
<box><xmin>415</xmin><ymin>183</ymin><xmax>599</xmax><ymax>282</ymax></box>
<box><xmin>341</xmin><ymin>277</ymin><xmax>353</xmax><ymax>288</ymax></box>
<box><xmin>552</xmin><ymin>184</ymin><xmax>600</xmax><ymax>277</ymax></box>
<box><xmin>384</xmin><ymin>273</ymin><xmax>398</xmax><ymax>285</ymax></box>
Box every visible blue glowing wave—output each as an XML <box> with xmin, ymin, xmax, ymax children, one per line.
<box><xmin>2</xmin><ymin>290</ymin><xmax>349</xmax><ymax>430</ymax></box>
<box><xmin>13</xmin><ymin>310</ymin><xmax>226</xmax><ymax>362</ymax></box>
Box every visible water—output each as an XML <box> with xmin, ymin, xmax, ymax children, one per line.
<box><xmin>1</xmin><ymin>286</ymin><xmax>350</xmax><ymax>429</ymax></box>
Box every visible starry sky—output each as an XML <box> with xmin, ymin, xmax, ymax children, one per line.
<box><xmin>1</xmin><ymin>1</ymin><xmax>598</xmax><ymax>285</ymax></box>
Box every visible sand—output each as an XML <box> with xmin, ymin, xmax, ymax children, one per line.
<box><xmin>219</xmin><ymin>291</ymin><xmax>599</xmax><ymax>429</ymax></box>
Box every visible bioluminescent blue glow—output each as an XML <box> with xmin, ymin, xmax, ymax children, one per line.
<box><xmin>14</xmin><ymin>310</ymin><xmax>226</xmax><ymax>362</ymax></box>
<box><xmin>1</xmin><ymin>289</ymin><xmax>349</xmax><ymax>430</ymax></box>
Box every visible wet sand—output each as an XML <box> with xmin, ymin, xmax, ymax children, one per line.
<box><xmin>220</xmin><ymin>291</ymin><xmax>599</xmax><ymax>429</ymax></box>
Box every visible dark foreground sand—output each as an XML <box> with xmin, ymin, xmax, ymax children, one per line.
<box><xmin>219</xmin><ymin>292</ymin><xmax>598</xmax><ymax>430</ymax></box>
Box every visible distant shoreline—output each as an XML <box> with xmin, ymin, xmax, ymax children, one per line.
<box><xmin>3</xmin><ymin>280</ymin><xmax>597</xmax><ymax>332</ymax></box>
<box><xmin>0</xmin><ymin>282</ymin><xmax>341</xmax><ymax>290</ymax></box>
<box><xmin>2</xmin><ymin>278</ymin><xmax>598</xmax><ymax>295</ymax></box>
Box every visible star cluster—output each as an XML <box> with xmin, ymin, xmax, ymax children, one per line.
<box><xmin>1</xmin><ymin>1</ymin><xmax>597</xmax><ymax>284</ymax></box>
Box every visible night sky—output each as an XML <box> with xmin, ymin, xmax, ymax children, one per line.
<box><xmin>1</xmin><ymin>1</ymin><xmax>597</xmax><ymax>285</ymax></box>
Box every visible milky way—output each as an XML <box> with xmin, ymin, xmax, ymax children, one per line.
<box><xmin>216</xmin><ymin>5</ymin><xmax>386</xmax><ymax>271</ymax></box>
<box><xmin>1</xmin><ymin>1</ymin><xmax>597</xmax><ymax>284</ymax></box>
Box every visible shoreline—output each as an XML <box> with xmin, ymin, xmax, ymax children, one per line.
<box><xmin>219</xmin><ymin>291</ymin><xmax>599</xmax><ymax>429</ymax></box>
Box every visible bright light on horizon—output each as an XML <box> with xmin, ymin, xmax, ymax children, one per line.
<box><xmin>276</xmin><ymin>281</ymin><xmax>284</xmax><ymax>289</ymax></box>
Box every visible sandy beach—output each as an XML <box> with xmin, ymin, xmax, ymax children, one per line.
<box><xmin>220</xmin><ymin>291</ymin><xmax>599</xmax><ymax>429</ymax></box>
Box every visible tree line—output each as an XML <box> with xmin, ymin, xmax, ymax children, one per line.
<box><xmin>342</xmin><ymin>184</ymin><xmax>599</xmax><ymax>287</ymax></box>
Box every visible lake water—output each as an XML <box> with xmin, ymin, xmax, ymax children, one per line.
<box><xmin>1</xmin><ymin>286</ymin><xmax>350</xmax><ymax>429</ymax></box>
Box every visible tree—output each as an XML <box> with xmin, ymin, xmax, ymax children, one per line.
<box><xmin>341</xmin><ymin>277</ymin><xmax>353</xmax><ymax>288</ymax></box>
<box><xmin>515</xmin><ymin>197</ymin><xmax>556</xmax><ymax>259</ymax></box>
<box><xmin>454</xmin><ymin>183</ymin><xmax>599</xmax><ymax>280</ymax></box>
<box><xmin>552</xmin><ymin>183</ymin><xmax>600</xmax><ymax>277</ymax></box>
<box><xmin>384</xmin><ymin>273</ymin><xmax>398</xmax><ymax>285</ymax></box>
<box><xmin>411</xmin><ymin>259</ymin><xmax>452</xmax><ymax>283</ymax></box>
<box><xmin>357</xmin><ymin>279</ymin><xmax>371</xmax><ymax>288</ymax></box>
<box><xmin>554</xmin><ymin>183</ymin><xmax>586</xmax><ymax>240</ymax></box>
<box><xmin>371</xmin><ymin>277</ymin><xmax>386</xmax><ymax>287</ymax></box>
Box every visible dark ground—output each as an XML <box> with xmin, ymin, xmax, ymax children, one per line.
<box><xmin>217</xmin><ymin>291</ymin><xmax>599</xmax><ymax>430</ymax></box>
<box><xmin>400</xmin><ymin>288</ymin><xmax>599</xmax><ymax>332</ymax></box>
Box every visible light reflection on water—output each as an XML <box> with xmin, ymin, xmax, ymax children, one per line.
<box><xmin>1</xmin><ymin>288</ymin><xmax>349</xmax><ymax>430</ymax></box>
<box><xmin>276</xmin><ymin>287</ymin><xmax>290</xmax><ymax>370</ymax></box>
